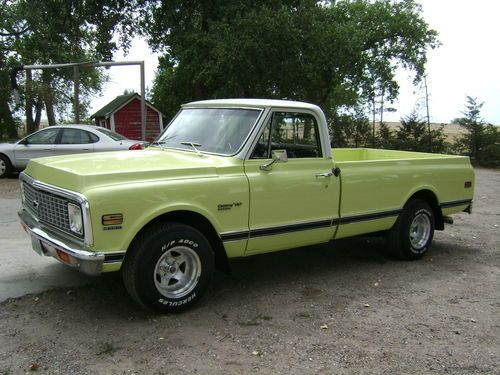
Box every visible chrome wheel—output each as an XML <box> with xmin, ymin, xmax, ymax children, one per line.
<box><xmin>409</xmin><ymin>213</ymin><xmax>431</xmax><ymax>250</ymax></box>
<box><xmin>154</xmin><ymin>246</ymin><xmax>201</xmax><ymax>299</ymax></box>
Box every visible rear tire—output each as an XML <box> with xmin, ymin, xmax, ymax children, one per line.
<box><xmin>386</xmin><ymin>199</ymin><xmax>434</xmax><ymax>260</ymax></box>
<box><xmin>0</xmin><ymin>155</ymin><xmax>12</xmax><ymax>178</ymax></box>
<box><xmin>122</xmin><ymin>222</ymin><xmax>214</xmax><ymax>313</ymax></box>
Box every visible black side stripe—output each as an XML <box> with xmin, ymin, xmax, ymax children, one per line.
<box><xmin>220</xmin><ymin>231</ymin><xmax>249</xmax><ymax>241</ymax></box>
<box><xmin>249</xmin><ymin>219</ymin><xmax>332</xmax><ymax>238</ymax></box>
<box><xmin>104</xmin><ymin>252</ymin><xmax>126</xmax><ymax>263</ymax></box>
<box><xmin>339</xmin><ymin>209</ymin><xmax>402</xmax><ymax>224</ymax></box>
<box><xmin>220</xmin><ymin>209</ymin><xmax>402</xmax><ymax>242</ymax></box>
<box><xmin>440</xmin><ymin>199</ymin><xmax>472</xmax><ymax>208</ymax></box>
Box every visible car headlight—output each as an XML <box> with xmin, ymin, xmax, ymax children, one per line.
<box><xmin>68</xmin><ymin>203</ymin><xmax>83</xmax><ymax>235</ymax></box>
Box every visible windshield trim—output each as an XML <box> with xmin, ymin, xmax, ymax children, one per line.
<box><xmin>151</xmin><ymin>106</ymin><xmax>265</xmax><ymax>157</ymax></box>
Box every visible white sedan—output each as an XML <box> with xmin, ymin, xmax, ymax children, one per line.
<box><xmin>0</xmin><ymin>124</ymin><xmax>147</xmax><ymax>178</ymax></box>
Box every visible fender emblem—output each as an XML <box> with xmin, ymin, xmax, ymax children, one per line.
<box><xmin>218</xmin><ymin>202</ymin><xmax>242</xmax><ymax>211</ymax></box>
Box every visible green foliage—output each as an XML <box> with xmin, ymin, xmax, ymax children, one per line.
<box><xmin>454</xmin><ymin>96</ymin><xmax>499</xmax><ymax>166</ymax></box>
<box><xmin>428</xmin><ymin>125</ymin><xmax>449</xmax><ymax>154</ymax></box>
<box><xmin>393</xmin><ymin>111</ymin><xmax>428</xmax><ymax>151</ymax></box>
<box><xmin>393</xmin><ymin>111</ymin><xmax>448</xmax><ymax>153</ymax></box>
<box><xmin>328</xmin><ymin>107</ymin><xmax>371</xmax><ymax>148</ymax></box>
<box><xmin>0</xmin><ymin>0</ymin><xmax>139</xmax><ymax>134</ymax></box>
<box><xmin>146</xmin><ymin>0</ymin><xmax>438</xmax><ymax>120</ymax></box>
<box><xmin>376</xmin><ymin>122</ymin><xmax>395</xmax><ymax>149</ymax></box>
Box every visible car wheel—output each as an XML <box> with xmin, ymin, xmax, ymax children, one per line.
<box><xmin>386</xmin><ymin>199</ymin><xmax>435</xmax><ymax>260</ymax></box>
<box><xmin>122</xmin><ymin>222</ymin><xmax>214</xmax><ymax>313</ymax></box>
<box><xmin>0</xmin><ymin>155</ymin><xmax>13</xmax><ymax>178</ymax></box>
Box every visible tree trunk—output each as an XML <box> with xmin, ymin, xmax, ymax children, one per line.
<box><xmin>34</xmin><ymin>96</ymin><xmax>43</xmax><ymax>129</ymax></box>
<box><xmin>0</xmin><ymin>66</ymin><xmax>18</xmax><ymax>139</ymax></box>
<box><xmin>0</xmin><ymin>98</ymin><xmax>18</xmax><ymax>139</ymax></box>
<box><xmin>43</xmin><ymin>76</ymin><xmax>56</xmax><ymax>126</ymax></box>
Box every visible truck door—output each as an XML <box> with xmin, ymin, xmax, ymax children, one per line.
<box><xmin>244</xmin><ymin>111</ymin><xmax>340</xmax><ymax>255</ymax></box>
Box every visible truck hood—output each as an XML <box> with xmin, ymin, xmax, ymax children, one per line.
<box><xmin>24</xmin><ymin>149</ymin><xmax>238</xmax><ymax>193</ymax></box>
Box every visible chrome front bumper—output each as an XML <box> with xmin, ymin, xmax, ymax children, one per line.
<box><xmin>19</xmin><ymin>209</ymin><xmax>105</xmax><ymax>276</ymax></box>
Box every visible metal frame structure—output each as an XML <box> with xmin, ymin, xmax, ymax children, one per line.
<box><xmin>11</xmin><ymin>61</ymin><xmax>147</xmax><ymax>141</ymax></box>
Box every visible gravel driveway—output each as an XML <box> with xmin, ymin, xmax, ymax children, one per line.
<box><xmin>0</xmin><ymin>169</ymin><xmax>498</xmax><ymax>374</ymax></box>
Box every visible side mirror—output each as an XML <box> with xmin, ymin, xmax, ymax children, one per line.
<box><xmin>259</xmin><ymin>149</ymin><xmax>288</xmax><ymax>171</ymax></box>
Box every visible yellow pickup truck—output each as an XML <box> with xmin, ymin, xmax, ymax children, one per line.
<box><xmin>19</xmin><ymin>99</ymin><xmax>474</xmax><ymax>312</ymax></box>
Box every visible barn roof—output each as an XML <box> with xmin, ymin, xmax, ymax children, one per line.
<box><xmin>91</xmin><ymin>93</ymin><xmax>163</xmax><ymax>118</ymax></box>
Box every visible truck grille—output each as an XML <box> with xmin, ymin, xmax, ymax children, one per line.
<box><xmin>23</xmin><ymin>182</ymin><xmax>74</xmax><ymax>235</ymax></box>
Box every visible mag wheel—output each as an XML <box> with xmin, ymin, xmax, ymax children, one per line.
<box><xmin>387</xmin><ymin>199</ymin><xmax>435</xmax><ymax>260</ymax></box>
<box><xmin>123</xmin><ymin>222</ymin><xmax>214</xmax><ymax>313</ymax></box>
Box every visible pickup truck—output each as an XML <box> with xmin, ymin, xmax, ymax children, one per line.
<box><xmin>18</xmin><ymin>99</ymin><xmax>474</xmax><ymax>312</ymax></box>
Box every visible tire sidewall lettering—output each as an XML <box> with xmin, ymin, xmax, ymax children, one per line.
<box><xmin>158</xmin><ymin>292</ymin><xmax>197</xmax><ymax>306</ymax></box>
<box><xmin>414</xmin><ymin>208</ymin><xmax>432</xmax><ymax>218</ymax></box>
<box><xmin>160</xmin><ymin>239</ymin><xmax>199</xmax><ymax>253</ymax></box>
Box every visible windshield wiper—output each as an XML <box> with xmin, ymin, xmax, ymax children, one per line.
<box><xmin>150</xmin><ymin>141</ymin><xmax>166</xmax><ymax>150</ymax></box>
<box><xmin>180</xmin><ymin>141</ymin><xmax>202</xmax><ymax>156</ymax></box>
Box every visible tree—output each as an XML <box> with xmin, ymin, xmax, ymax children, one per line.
<box><xmin>328</xmin><ymin>105</ymin><xmax>371</xmax><ymax>148</ymax></box>
<box><xmin>0</xmin><ymin>0</ymin><xmax>139</xmax><ymax>135</ymax></box>
<box><xmin>146</xmin><ymin>0</ymin><xmax>438</xmax><ymax>120</ymax></box>
<box><xmin>377</xmin><ymin>122</ymin><xmax>395</xmax><ymax>149</ymax></box>
<box><xmin>394</xmin><ymin>110</ymin><xmax>427</xmax><ymax>151</ymax></box>
<box><xmin>454</xmin><ymin>96</ymin><xmax>498</xmax><ymax>165</ymax></box>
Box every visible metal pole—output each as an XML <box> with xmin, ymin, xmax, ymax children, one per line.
<box><xmin>424</xmin><ymin>75</ymin><xmax>432</xmax><ymax>152</ymax></box>
<box><xmin>140</xmin><ymin>61</ymin><xmax>146</xmax><ymax>141</ymax></box>
<box><xmin>74</xmin><ymin>66</ymin><xmax>80</xmax><ymax>123</ymax></box>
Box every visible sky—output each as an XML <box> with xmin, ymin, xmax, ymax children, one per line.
<box><xmin>89</xmin><ymin>0</ymin><xmax>500</xmax><ymax>125</ymax></box>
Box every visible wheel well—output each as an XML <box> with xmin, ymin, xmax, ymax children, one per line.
<box><xmin>408</xmin><ymin>190</ymin><xmax>444</xmax><ymax>230</ymax></box>
<box><xmin>0</xmin><ymin>153</ymin><xmax>12</xmax><ymax>163</ymax></box>
<box><xmin>130</xmin><ymin>210</ymin><xmax>230</xmax><ymax>273</ymax></box>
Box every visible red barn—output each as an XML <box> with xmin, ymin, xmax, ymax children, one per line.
<box><xmin>91</xmin><ymin>93</ymin><xmax>164</xmax><ymax>142</ymax></box>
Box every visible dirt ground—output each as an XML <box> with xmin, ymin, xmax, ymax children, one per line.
<box><xmin>0</xmin><ymin>169</ymin><xmax>498</xmax><ymax>375</ymax></box>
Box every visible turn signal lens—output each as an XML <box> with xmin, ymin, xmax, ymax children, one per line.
<box><xmin>129</xmin><ymin>143</ymin><xmax>143</xmax><ymax>150</ymax></box>
<box><xmin>56</xmin><ymin>249</ymin><xmax>71</xmax><ymax>264</ymax></box>
<box><xmin>102</xmin><ymin>214</ymin><xmax>123</xmax><ymax>226</ymax></box>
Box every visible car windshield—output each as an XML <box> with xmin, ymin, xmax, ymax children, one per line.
<box><xmin>154</xmin><ymin>108</ymin><xmax>262</xmax><ymax>155</ymax></box>
<box><xmin>94</xmin><ymin>127</ymin><xmax>128</xmax><ymax>141</ymax></box>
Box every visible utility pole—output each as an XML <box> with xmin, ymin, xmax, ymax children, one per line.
<box><xmin>424</xmin><ymin>75</ymin><xmax>432</xmax><ymax>152</ymax></box>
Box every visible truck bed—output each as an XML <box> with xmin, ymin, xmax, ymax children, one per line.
<box><xmin>332</xmin><ymin>148</ymin><xmax>464</xmax><ymax>162</ymax></box>
<box><xmin>331</xmin><ymin>148</ymin><xmax>474</xmax><ymax>240</ymax></box>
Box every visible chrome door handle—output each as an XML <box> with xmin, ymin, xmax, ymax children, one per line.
<box><xmin>315</xmin><ymin>172</ymin><xmax>333</xmax><ymax>177</ymax></box>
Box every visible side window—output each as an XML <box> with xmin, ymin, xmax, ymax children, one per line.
<box><xmin>24</xmin><ymin>128</ymin><xmax>60</xmax><ymax>145</ymax></box>
<box><xmin>250</xmin><ymin>112</ymin><xmax>322</xmax><ymax>159</ymax></box>
<box><xmin>250</xmin><ymin>117</ymin><xmax>271</xmax><ymax>159</ymax></box>
<box><xmin>87</xmin><ymin>131</ymin><xmax>99</xmax><ymax>143</ymax></box>
<box><xmin>60</xmin><ymin>129</ymin><xmax>94</xmax><ymax>144</ymax></box>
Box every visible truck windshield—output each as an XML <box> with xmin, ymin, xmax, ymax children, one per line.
<box><xmin>155</xmin><ymin>108</ymin><xmax>262</xmax><ymax>155</ymax></box>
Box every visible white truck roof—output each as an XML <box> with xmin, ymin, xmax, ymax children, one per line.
<box><xmin>183</xmin><ymin>98</ymin><xmax>322</xmax><ymax>112</ymax></box>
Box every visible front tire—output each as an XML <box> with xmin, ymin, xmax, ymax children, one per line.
<box><xmin>122</xmin><ymin>222</ymin><xmax>214</xmax><ymax>313</ymax></box>
<box><xmin>386</xmin><ymin>199</ymin><xmax>435</xmax><ymax>260</ymax></box>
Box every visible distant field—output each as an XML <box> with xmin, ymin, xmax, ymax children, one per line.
<box><xmin>383</xmin><ymin>122</ymin><xmax>466</xmax><ymax>142</ymax></box>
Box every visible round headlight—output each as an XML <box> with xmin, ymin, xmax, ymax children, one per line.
<box><xmin>68</xmin><ymin>203</ymin><xmax>83</xmax><ymax>235</ymax></box>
